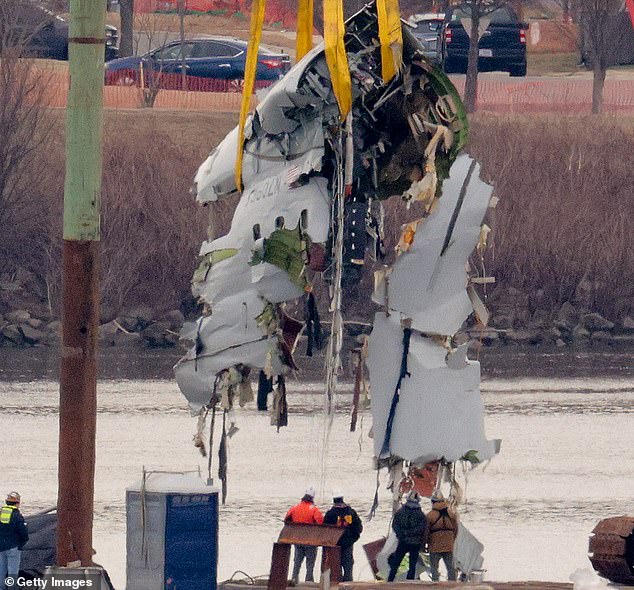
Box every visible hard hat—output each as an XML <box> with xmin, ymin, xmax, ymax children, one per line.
<box><xmin>6</xmin><ymin>492</ymin><xmax>20</xmax><ymax>503</ymax></box>
<box><xmin>407</xmin><ymin>490</ymin><xmax>421</xmax><ymax>503</ymax></box>
<box><xmin>431</xmin><ymin>490</ymin><xmax>445</xmax><ymax>503</ymax></box>
<box><xmin>304</xmin><ymin>486</ymin><xmax>316</xmax><ymax>499</ymax></box>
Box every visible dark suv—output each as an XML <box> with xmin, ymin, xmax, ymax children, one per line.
<box><xmin>0</xmin><ymin>0</ymin><xmax>118</xmax><ymax>60</ymax></box>
<box><xmin>441</xmin><ymin>4</ymin><xmax>527</xmax><ymax>77</ymax></box>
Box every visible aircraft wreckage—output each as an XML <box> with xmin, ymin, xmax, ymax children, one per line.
<box><xmin>175</xmin><ymin>1</ymin><xmax>500</xmax><ymax>505</ymax></box>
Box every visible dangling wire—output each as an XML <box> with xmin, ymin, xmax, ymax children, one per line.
<box><xmin>367</xmin><ymin>468</ymin><xmax>381</xmax><ymax>521</ymax></box>
<box><xmin>319</xmin><ymin>124</ymin><xmax>347</xmax><ymax>497</ymax></box>
<box><xmin>324</xmin><ymin>130</ymin><xmax>346</xmax><ymax>418</ymax></box>
<box><xmin>207</xmin><ymin>404</ymin><xmax>217</xmax><ymax>484</ymax></box>
<box><xmin>218</xmin><ymin>410</ymin><xmax>228</xmax><ymax>504</ymax></box>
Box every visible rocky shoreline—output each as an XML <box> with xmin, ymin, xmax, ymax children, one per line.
<box><xmin>1</xmin><ymin>268</ymin><xmax>633</xmax><ymax>351</ymax></box>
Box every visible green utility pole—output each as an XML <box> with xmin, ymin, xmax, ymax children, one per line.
<box><xmin>57</xmin><ymin>0</ymin><xmax>106</xmax><ymax>567</ymax></box>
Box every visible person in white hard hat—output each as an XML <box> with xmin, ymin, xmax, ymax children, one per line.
<box><xmin>0</xmin><ymin>492</ymin><xmax>28</xmax><ymax>590</ymax></box>
<box><xmin>284</xmin><ymin>486</ymin><xmax>324</xmax><ymax>584</ymax></box>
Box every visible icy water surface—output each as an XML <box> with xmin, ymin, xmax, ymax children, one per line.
<box><xmin>0</xmin><ymin>348</ymin><xmax>633</xmax><ymax>588</ymax></box>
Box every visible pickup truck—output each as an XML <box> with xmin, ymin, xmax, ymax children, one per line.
<box><xmin>441</xmin><ymin>4</ymin><xmax>527</xmax><ymax>77</ymax></box>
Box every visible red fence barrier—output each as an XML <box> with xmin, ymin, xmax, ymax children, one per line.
<box><xmin>452</xmin><ymin>77</ymin><xmax>634</xmax><ymax>115</ymax></box>
<box><xmin>39</xmin><ymin>66</ymin><xmax>634</xmax><ymax>114</ymax></box>
<box><xmin>105</xmin><ymin>68</ymin><xmax>275</xmax><ymax>93</ymax></box>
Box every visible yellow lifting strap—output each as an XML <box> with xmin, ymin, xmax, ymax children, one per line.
<box><xmin>235</xmin><ymin>0</ymin><xmax>267</xmax><ymax>192</ymax></box>
<box><xmin>296</xmin><ymin>0</ymin><xmax>314</xmax><ymax>61</ymax></box>
<box><xmin>324</xmin><ymin>0</ymin><xmax>352</xmax><ymax>120</ymax></box>
<box><xmin>377</xmin><ymin>0</ymin><xmax>403</xmax><ymax>83</ymax></box>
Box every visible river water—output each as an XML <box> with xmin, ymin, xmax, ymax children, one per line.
<box><xmin>0</xmin><ymin>347</ymin><xmax>633</xmax><ymax>588</ymax></box>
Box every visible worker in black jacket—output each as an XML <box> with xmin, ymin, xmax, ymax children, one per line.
<box><xmin>387</xmin><ymin>490</ymin><xmax>428</xmax><ymax>581</ymax></box>
<box><xmin>0</xmin><ymin>492</ymin><xmax>29</xmax><ymax>590</ymax></box>
<box><xmin>323</xmin><ymin>493</ymin><xmax>363</xmax><ymax>582</ymax></box>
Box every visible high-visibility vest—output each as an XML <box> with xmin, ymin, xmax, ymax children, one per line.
<box><xmin>0</xmin><ymin>504</ymin><xmax>15</xmax><ymax>525</ymax></box>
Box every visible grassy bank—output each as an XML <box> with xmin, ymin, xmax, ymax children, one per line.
<box><xmin>469</xmin><ymin>114</ymin><xmax>633</xmax><ymax>321</ymax></box>
<box><xmin>0</xmin><ymin>110</ymin><xmax>632</xmax><ymax>327</ymax></box>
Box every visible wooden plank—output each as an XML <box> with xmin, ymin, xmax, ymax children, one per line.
<box><xmin>322</xmin><ymin>546</ymin><xmax>341</xmax><ymax>586</ymax></box>
<box><xmin>268</xmin><ymin>542</ymin><xmax>292</xmax><ymax>590</ymax></box>
<box><xmin>278</xmin><ymin>524</ymin><xmax>345</xmax><ymax>547</ymax></box>
<box><xmin>362</xmin><ymin>537</ymin><xmax>386</xmax><ymax>577</ymax></box>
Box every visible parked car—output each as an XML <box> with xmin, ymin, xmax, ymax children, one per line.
<box><xmin>0</xmin><ymin>0</ymin><xmax>119</xmax><ymax>60</ymax></box>
<box><xmin>406</xmin><ymin>13</ymin><xmax>445</xmax><ymax>64</ymax></box>
<box><xmin>105</xmin><ymin>37</ymin><xmax>292</xmax><ymax>91</ymax></box>
<box><xmin>440</xmin><ymin>4</ymin><xmax>527</xmax><ymax>77</ymax></box>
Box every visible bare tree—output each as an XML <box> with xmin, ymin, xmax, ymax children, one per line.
<box><xmin>134</xmin><ymin>11</ymin><xmax>175</xmax><ymax>55</ymax></box>
<box><xmin>178</xmin><ymin>0</ymin><xmax>187</xmax><ymax>91</ymax></box>
<box><xmin>0</xmin><ymin>1</ymin><xmax>55</xmax><ymax>266</ymax></box>
<box><xmin>459</xmin><ymin>0</ymin><xmax>509</xmax><ymax>113</ymax></box>
<box><xmin>130</xmin><ymin>12</ymin><xmax>177</xmax><ymax>107</ymax></box>
<box><xmin>119</xmin><ymin>0</ymin><xmax>134</xmax><ymax>57</ymax></box>
<box><xmin>577</xmin><ymin>0</ymin><xmax>622</xmax><ymax>113</ymax></box>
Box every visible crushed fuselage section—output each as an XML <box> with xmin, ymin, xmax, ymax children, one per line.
<box><xmin>176</xmin><ymin>2</ymin><xmax>497</xmax><ymax>476</ymax></box>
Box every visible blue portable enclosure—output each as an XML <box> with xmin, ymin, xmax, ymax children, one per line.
<box><xmin>126</xmin><ymin>473</ymin><xmax>218</xmax><ymax>590</ymax></box>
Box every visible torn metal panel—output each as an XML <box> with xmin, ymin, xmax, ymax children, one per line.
<box><xmin>372</xmin><ymin>155</ymin><xmax>493</xmax><ymax>335</ymax></box>
<box><xmin>368</xmin><ymin>312</ymin><xmax>500</xmax><ymax>464</ymax></box>
<box><xmin>205</xmin><ymin>174</ymin><xmax>330</xmax><ymax>252</ymax></box>
<box><xmin>242</xmin><ymin>118</ymin><xmax>326</xmax><ymax>182</ymax></box>
<box><xmin>175</xmin><ymin>291</ymin><xmax>288</xmax><ymax>411</ymax></box>
<box><xmin>176</xmin><ymin>339</ymin><xmax>280</xmax><ymax>413</ymax></box>
<box><xmin>195</xmin><ymin>126</ymin><xmax>240</xmax><ymax>202</ymax></box>
<box><xmin>367</xmin><ymin>152</ymin><xmax>499</xmax><ymax>466</ymax></box>
<box><xmin>178</xmin><ymin>1</ymin><xmax>479</xmax><ymax>436</ymax></box>
<box><xmin>454</xmin><ymin>523</ymin><xmax>485</xmax><ymax>575</ymax></box>
<box><xmin>193</xmin><ymin>175</ymin><xmax>330</xmax><ymax>309</ymax></box>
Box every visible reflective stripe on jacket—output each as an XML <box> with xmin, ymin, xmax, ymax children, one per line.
<box><xmin>0</xmin><ymin>505</ymin><xmax>15</xmax><ymax>524</ymax></box>
<box><xmin>0</xmin><ymin>503</ymin><xmax>29</xmax><ymax>552</ymax></box>
<box><xmin>323</xmin><ymin>503</ymin><xmax>363</xmax><ymax>548</ymax></box>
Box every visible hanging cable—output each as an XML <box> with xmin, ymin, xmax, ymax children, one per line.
<box><xmin>218</xmin><ymin>410</ymin><xmax>228</xmax><ymax>504</ymax></box>
<box><xmin>207</xmin><ymin>405</ymin><xmax>217</xmax><ymax>484</ymax></box>
<box><xmin>319</xmin><ymin>126</ymin><xmax>347</xmax><ymax>497</ymax></box>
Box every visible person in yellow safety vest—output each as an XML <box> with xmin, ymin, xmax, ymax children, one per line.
<box><xmin>0</xmin><ymin>492</ymin><xmax>28</xmax><ymax>590</ymax></box>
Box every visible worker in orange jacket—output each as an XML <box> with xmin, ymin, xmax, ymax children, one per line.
<box><xmin>285</xmin><ymin>487</ymin><xmax>324</xmax><ymax>584</ymax></box>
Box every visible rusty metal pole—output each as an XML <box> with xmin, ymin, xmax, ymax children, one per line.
<box><xmin>57</xmin><ymin>0</ymin><xmax>106</xmax><ymax>567</ymax></box>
